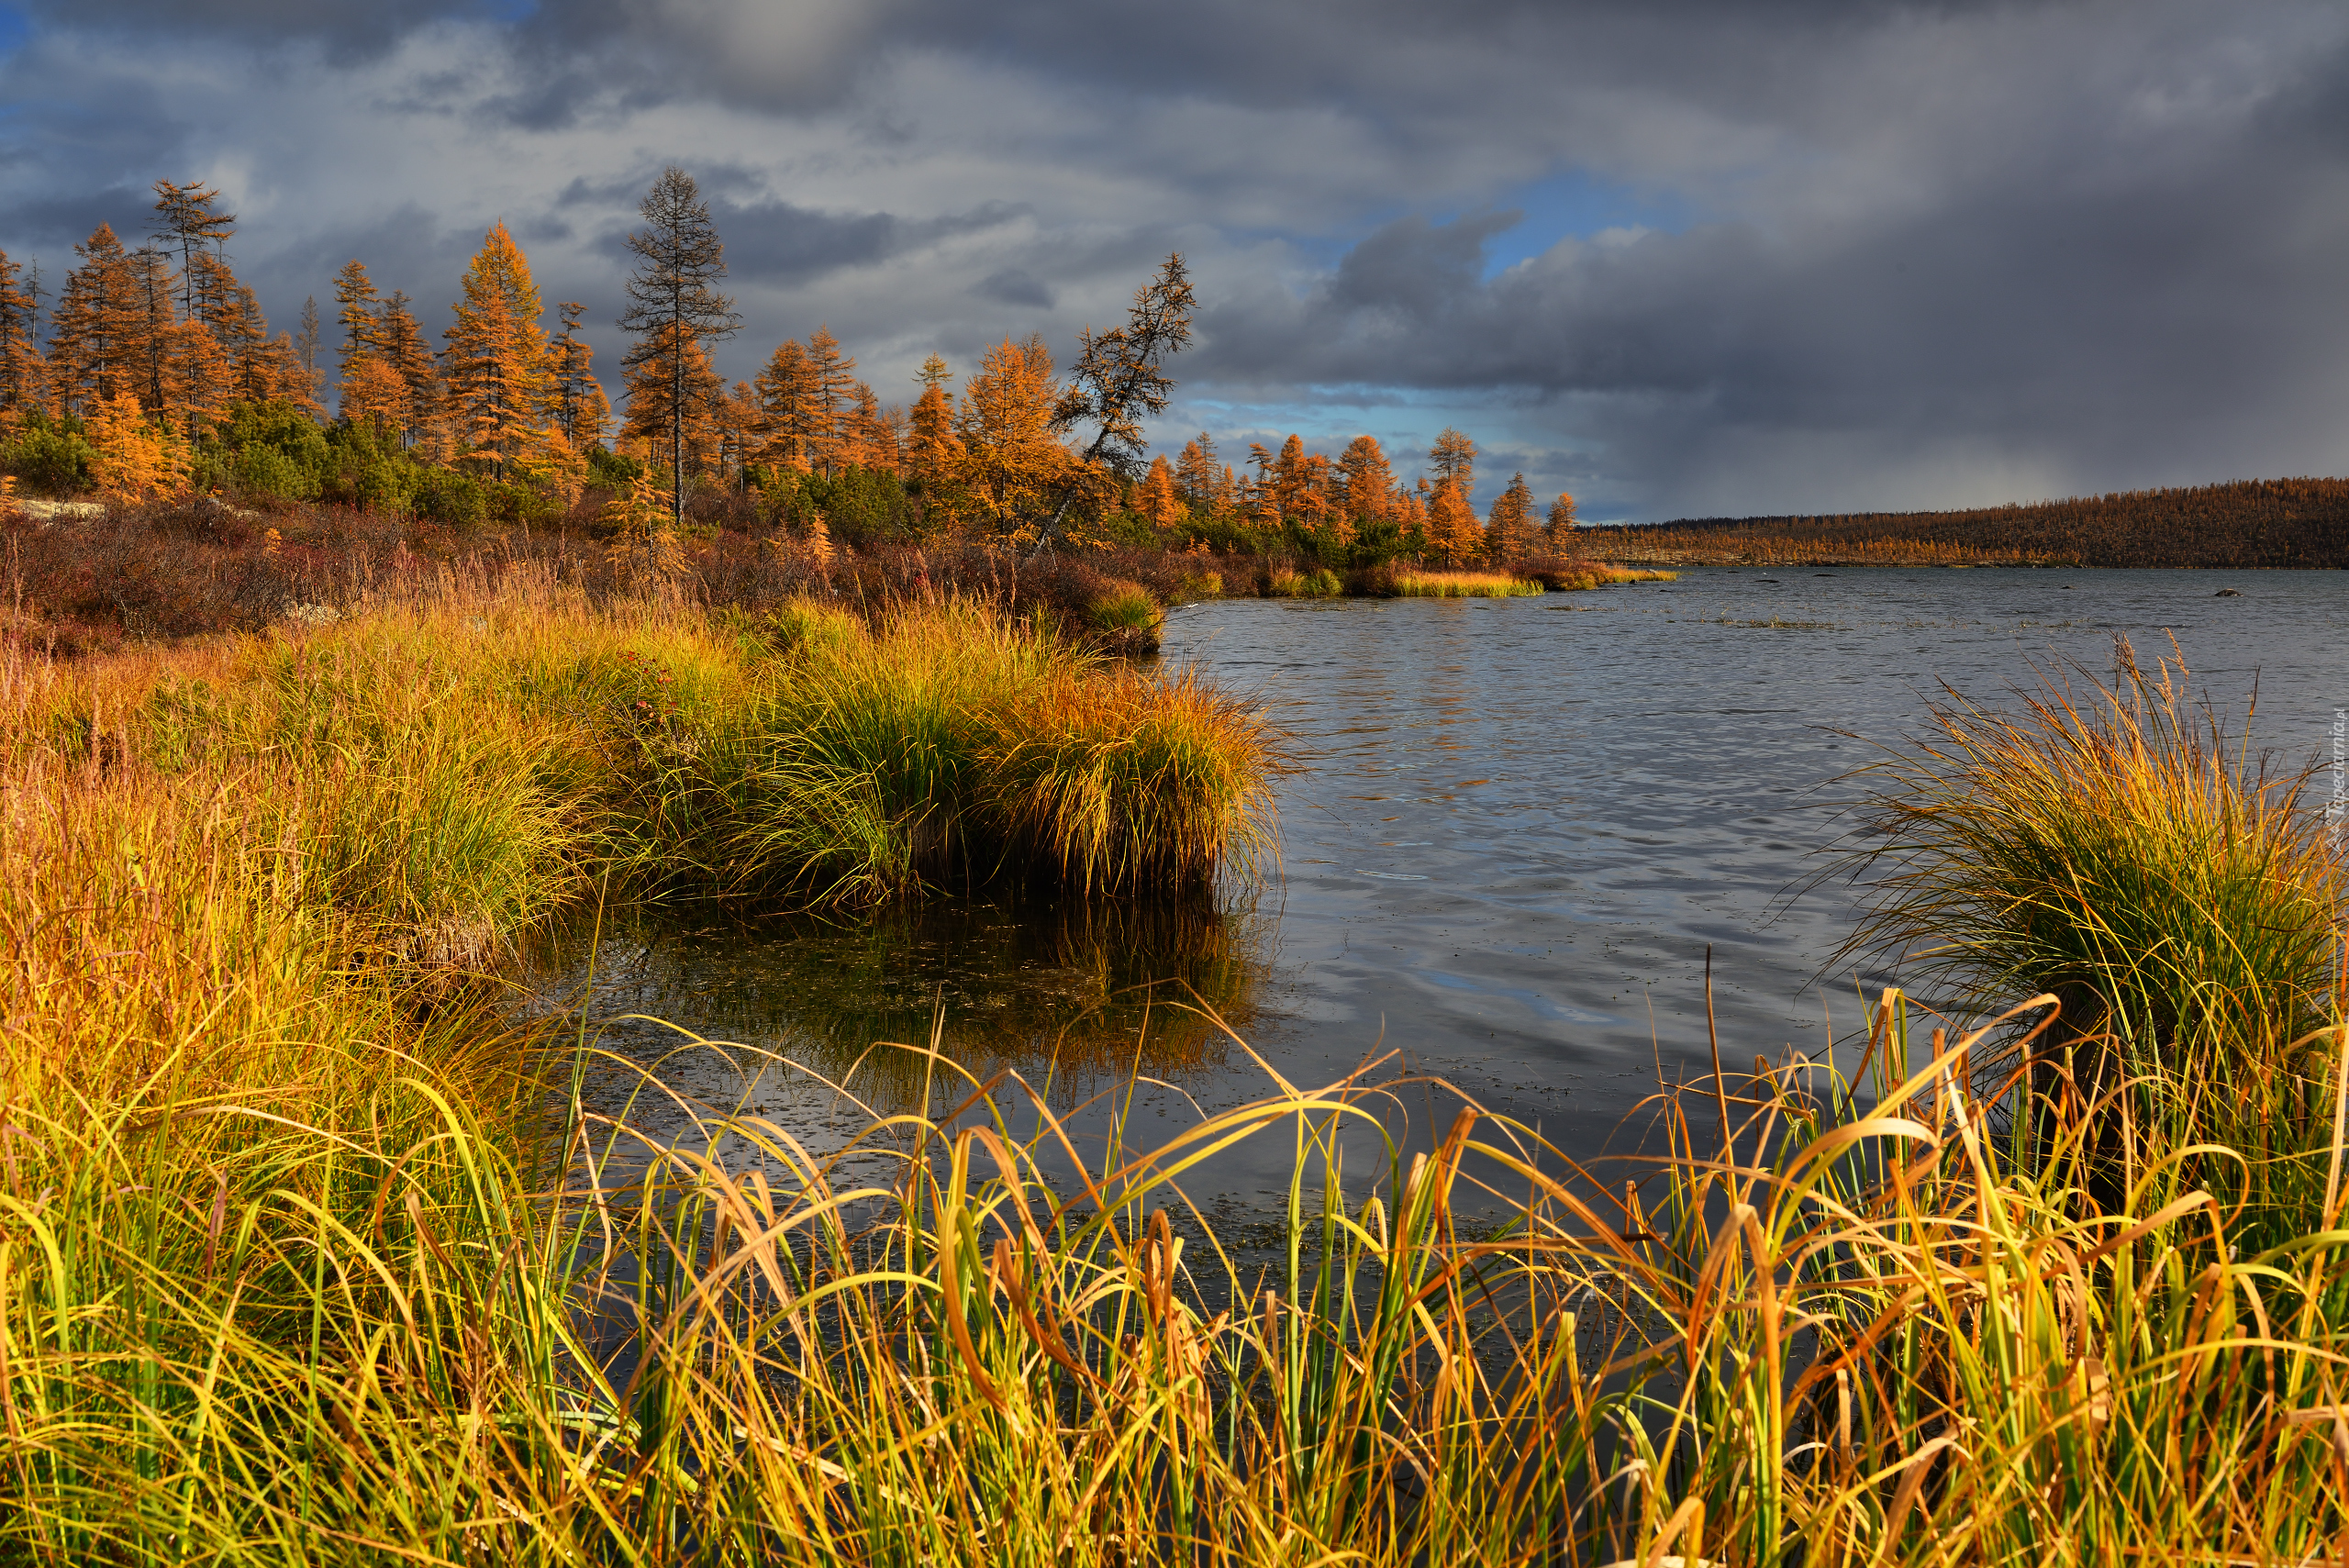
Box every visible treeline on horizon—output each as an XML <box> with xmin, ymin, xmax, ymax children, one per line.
<box><xmin>1586</xmin><ymin>478</ymin><xmax>2349</xmax><ymax>568</ymax></box>
<box><xmin>0</xmin><ymin>170</ymin><xmax>1586</xmax><ymax>573</ymax></box>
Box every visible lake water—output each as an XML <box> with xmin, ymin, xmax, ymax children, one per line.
<box><xmin>545</xmin><ymin>567</ymin><xmax>2346</xmax><ymax>1208</ymax></box>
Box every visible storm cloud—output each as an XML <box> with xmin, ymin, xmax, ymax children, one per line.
<box><xmin>2</xmin><ymin>0</ymin><xmax>2344</xmax><ymax>518</ymax></box>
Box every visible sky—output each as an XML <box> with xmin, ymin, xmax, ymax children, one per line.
<box><xmin>4</xmin><ymin>0</ymin><xmax>2348</xmax><ymax>521</ymax></box>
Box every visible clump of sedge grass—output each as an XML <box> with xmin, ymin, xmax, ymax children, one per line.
<box><xmin>1527</xmin><ymin>562</ymin><xmax>1676</xmax><ymax>590</ymax></box>
<box><xmin>1386</xmin><ymin>569</ymin><xmax>1544</xmax><ymax>598</ymax></box>
<box><xmin>1082</xmin><ymin>577</ymin><xmax>1162</xmax><ymax>632</ymax></box>
<box><xmin>1843</xmin><ymin>636</ymin><xmax>2343</xmax><ymax>1224</ymax></box>
<box><xmin>1264</xmin><ymin>567</ymin><xmax>1341</xmax><ymax>598</ymax></box>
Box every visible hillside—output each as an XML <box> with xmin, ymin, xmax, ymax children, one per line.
<box><xmin>1581</xmin><ymin>477</ymin><xmax>2349</xmax><ymax>568</ymax></box>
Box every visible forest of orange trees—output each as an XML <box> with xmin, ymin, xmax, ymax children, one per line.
<box><xmin>0</xmin><ymin>170</ymin><xmax>1583</xmax><ymax>596</ymax></box>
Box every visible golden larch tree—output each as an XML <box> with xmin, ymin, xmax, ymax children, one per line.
<box><xmin>904</xmin><ymin>355</ymin><xmax>965</xmax><ymax>526</ymax></box>
<box><xmin>752</xmin><ymin>339</ymin><xmax>821</xmax><ymax>473</ymax></box>
<box><xmin>1423</xmin><ymin>477</ymin><xmax>1480</xmax><ymax>566</ymax></box>
<box><xmin>549</xmin><ymin>300</ymin><xmax>610</xmax><ymax>450</ymax></box>
<box><xmin>1429</xmin><ymin>426</ymin><xmax>1476</xmax><ymax>495</ymax></box>
<box><xmin>1393</xmin><ymin>484</ymin><xmax>1429</xmax><ymax>553</ymax></box>
<box><xmin>1544</xmin><ymin>491</ymin><xmax>1577</xmax><ymax>548</ymax></box>
<box><xmin>377</xmin><ymin>293</ymin><xmax>446</xmax><ymax>455</ymax></box>
<box><xmin>47</xmin><ymin>224</ymin><xmax>142</xmax><ymax>417</ymax></box>
<box><xmin>332</xmin><ymin>259</ymin><xmax>381</xmax><ymax>374</ymax></box>
<box><xmin>1335</xmin><ymin>435</ymin><xmax>1395</xmax><ymax>537</ymax></box>
<box><xmin>620</xmin><ymin>322</ymin><xmax>724</xmax><ymax>484</ymax></box>
<box><xmin>88</xmin><ymin>391</ymin><xmax>188</xmax><ymax>501</ymax></box>
<box><xmin>0</xmin><ymin>250</ymin><xmax>50</xmax><ymax>430</ymax></box>
<box><xmin>842</xmin><ymin>380</ymin><xmax>896</xmax><ymax>471</ymax></box>
<box><xmin>1485</xmin><ymin>472</ymin><xmax>1537</xmax><ymax>563</ymax></box>
<box><xmin>955</xmin><ymin>335</ymin><xmax>1067</xmax><ymax>540</ymax></box>
<box><xmin>1137</xmin><ymin>453</ymin><xmax>1184</xmax><ymax>528</ymax></box>
<box><xmin>1174</xmin><ymin>432</ymin><xmax>1224</xmax><ymax>509</ymax></box>
<box><xmin>803</xmin><ymin>326</ymin><xmax>856</xmax><ymax>473</ymax></box>
<box><xmin>340</xmin><ymin>355</ymin><xmax>408</xmax><ymax>439</ymax></box>
<box><xmin>443</xmin><ymin>221</ymin><xmax>557</xmax><ymax>477</ymax></box>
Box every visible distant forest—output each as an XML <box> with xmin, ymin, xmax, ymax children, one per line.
<box><xmin>1586</xmin><ymin>479</ymin><xmax>2349</xmax><ymax>569</ymax></box>
<box><xmin>0</xmin><ymin>170</ymin><xmax>1582</xmax><ymax>572</ymax></box>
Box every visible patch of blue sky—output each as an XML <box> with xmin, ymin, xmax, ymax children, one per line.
<box><xmin>0</xmin><ymin>5</ymin><xmax>28</xmax><ymax>59</ymax></box>
<box><xmin>1473</xmin><ymin>169</ymin><xmax>1700</xmax><ymax>278</ymax></box>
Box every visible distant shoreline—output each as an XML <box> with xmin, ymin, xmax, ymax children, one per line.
<box><xmin>1578</xmin><ymin>476</ymin><xmax>2349</xmax><ymax>569</ymax></box>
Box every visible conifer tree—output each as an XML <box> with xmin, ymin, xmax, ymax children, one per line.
<box><xmin>1544</xmin><ymin>491</ymin><xmax>1577</xmax><ymax>547</ymax></box>
<box><xmin>549</xmin><ymin>300</ymin><xmax>609</xmax><ymax>449</ymax></box>
<box><xmin>128</xmin><ymin>246</ymin><xmax>176</xmax><ymax>415</ymax></box>
<box><xmin>752</xmin><ymin>339</ymin><xmax>821</xmax><ymax>473</ymax></box>
<box><xmin>1486</xmin><ymin>472</ymin><xmax>1536</xmax><ymax>563</ymax></box>
<box><xmin>803</xmin><ymin>326</ymin><xmax>856</xmax><ymax>473</ymax></box>
<box><xmin>904</xmin><ymin>357</ymin><xmax>964</xmax><ymax>517</ymax></box>
<box><xmin>48</xmin><ymin>224</ymin><xmax>141</xmax><ymax>417</ymax></box>
<box><xmin>1429</xmin><ymin>427</ymin><xmax>1476</xmax><ymax>495</ymax></box>
<box><xmin>0</xmin><ymin>250</ymin><xmax>48</xmax><ymax>430</ymax></box>
<box><xmin>444</xmin><ymin>221</ymin><xmax>555</xmax><ymax>478</ymax></box>
<box><xmin>620</xmin><ymin>322</ymin><xmax>723</xmax><ymax>483</ymax></box>
<box><xmin>88</xmin><ymin>390</ymin><xmax>188</xmax><ymax>500</ymax></box>
<box><xmin>1174</xmin><ymin>432</ymin><xmax>1221</xmax><ymax>506</ymax></box>
<box><xmin>333</xmin><ymin>260</ymin><xmax>381</xmax><ymax>373</ymax></box>
<box><xmin>843</xmin><ymin>380</ymin><xmax>896</xmax><ymax>471</ymax></box>
<box><xmin>1335</xmin><ymin>435</ymin><xmax>1395</xmax><ymax>535</ymax></box>
<box><xmin>1423</xmin><ymin>477</ymin><xmax>1479</xmax><ymax>566</ymax></box>
<box><xmin>1393</xmin><ymin>484</ymin><xmax>1429</xmax><ymax>555</ymax></box>
<box><xmin>375</xmin><ymin>292</ymin><xmax>443</xmax><ymax>451</ymax></box>
<box><xmin>1138</xmin><ymin>453</ymin><xmax>1183</xmax><ymax>528</ymax></box>
<box><xmin>294</xmin><ymin>295</ymin><xmax>325</xmax><ymax>406</ymax></box>
<box><xmin>150</xmin><ymin>180</ymin><xmax>235</xmax><ymax>317</ymax></box>
<box><xmin>340</xmin><ymin>356</ymin><xmax>407</xmax><ymax>438</ymax></box>
<box><xmin>957</xmin><ymin>335</ymin><xmax>1068</xmax><ymax>539</ymax></box>
<box><xmin>618</xmin><ymin>166</ymin><xmax>740</xmax><ymax>517</ymax></box>
<box><xmin>1040</xmin><ymin>252</ymin><xmax>1194</xmax><ymax>547</ymax></box>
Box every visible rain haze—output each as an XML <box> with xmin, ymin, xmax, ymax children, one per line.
<box><xmin>4</xmin><ymin>0</ymin><xmax>2346</xmax><ymax>519</ymax></box>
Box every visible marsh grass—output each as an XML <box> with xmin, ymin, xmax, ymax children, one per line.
<box><xmin>1385</xmin><ymin>570</ymin><xmax>1544</xmax><ymax>599</ymax></box>
<box><xmin>10</xmin><ymin>969</ymin><xmax>2349</xmax><ymax>1564</ymax></box>
<box><xmin>1842</xmin><ymin>637</ymin><xmax>2343</xmax><ymax>1229</ymax></box>
<box><xmin>1264</xmin><ymin>567</ymin><xmax>1342</xmax><ymax>598</ymax></box>
<box><xmin>10</xmin><ymin>584</ymin><xmax>2349</xmax><ymax>1564</ymax></box>
<box><xmin>1528</xmin><ymin>563</ymin><xmax>1678</xmax><ymax>590</ymax></box>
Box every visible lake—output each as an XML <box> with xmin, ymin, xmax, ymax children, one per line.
<box><xmin>542</xmin><ymin>566</ymin><xmax>2346</xmax><ymax>1207</ymax></box>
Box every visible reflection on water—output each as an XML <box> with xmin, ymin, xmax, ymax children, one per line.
<box><xmin>530</xmin><ymin>893</ymin><xmax>1272</xmax><ymax>1150</ymax></box>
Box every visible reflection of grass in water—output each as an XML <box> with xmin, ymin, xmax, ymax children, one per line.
<box><xmin>538</xmin><ymin>892</ymin><xmax>1271</xmax><ymax>1109</ymax></box>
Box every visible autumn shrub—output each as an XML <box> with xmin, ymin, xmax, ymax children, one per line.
<box><xmin>0</xmin><ymin>413</ymin><xmax>97</xmax><ymax>494</ymax></box>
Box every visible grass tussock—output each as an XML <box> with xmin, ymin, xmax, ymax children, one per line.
<box><xmin>6</xmin><ymin>569</ymin><xmax>1277</xmax><ymax>925</ymax></box>
<box><xmin>1528</xmin><ymin>562</ymin><xmax>1677</xmax><ymax>590</ymax></box>
<box><xmin>1264</xmin><ymin>566</ymin><xmax>1342</xmax><ymax>598</ymax></box>
<box><xmin>1383</xmin><ymin>569</ymin><xmax>1545</xmax><ymax>598</ymax></box>
<box><xmin>1844</xmin><ymin>637</ymin><xmax>2343</xmax><ymax>1225</ymax></box>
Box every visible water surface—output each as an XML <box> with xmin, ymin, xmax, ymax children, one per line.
<box><xmin>547</xmin><ymin>567</ymin><xmax>2346</xmax><ymax>1204</ymax></box>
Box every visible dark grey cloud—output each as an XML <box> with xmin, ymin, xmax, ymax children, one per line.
<box><xmin>589</xmin><ymin>196</ymin><xmax>1026</xmax><ymax>288</ymax></box>
<box><xmin>971</xmin><ymin>267</ymin><xmax>1052</xmax><ymax>309</ymax></box>
<box><xmin>2</xmin><ymin>0</ymin><xmax>2346</xmax><ymax>518</ymax></box>
<box><xmin>13</xmin><ymin>0</ymin><xmax>495</xmax><ymax>63</ymax></box>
